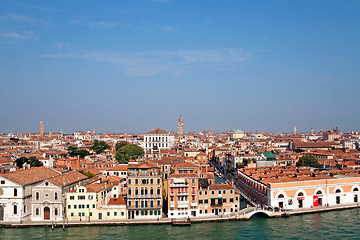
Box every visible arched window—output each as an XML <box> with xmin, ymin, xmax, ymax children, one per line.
<box><xmin>135</xmin><ymin>187</ymin><xmax>138</xmax><ymax>195</ymax></box>
<box><xmin>54</xmin><ymin>192</ymin><xmax>58</xmax><ymax>200</ymax></box>
<box><xmin>298</xmin><ymin>192</ymin><xmax>304</xmax><ymax>196</ymax></box>
<box><xmin>55</xmin><ymin>208</ymin><xmax>58</xmax><ymax>216</ymax></box>
<box><xmin>278</xmin><ymin>194</ymin><xmax>285</xmax><ymax>198</ymax></box>
<box><xmin>150</xmin><ymin>187</ymin><xmax>154</xmax><ymax>195</ymax></box>
<box><xmin>36</xmin><ymin>192</ymin><xmax>39</xmax><ymax>200</ymax></box>
<box><xmin>128</xmin><ymin>187</ymin><xmax>131</xmax><ymax>195</ymax></box>
<box><xmin>353</xmin><ymin>188</ymin><xmax>359</xmax><ymax>192</ymax></box>
<box><xmin>35</xmin><ymin>208</ymin><xmax>39</xmax><ymax>215</ymax></box>
<box><xmin>316</xmin><ymin>190</ymin><xmax>323</xmax><ymax>195</ymax></box>
<box><xmin>335</xmin><ymin>189</ymin><xmax>342</xmax><ymax>193</ymax></box>
<box><xmin>13</xmin><ymin>205</ymin><xmax>17</xmax><ymax>215</ymax></box>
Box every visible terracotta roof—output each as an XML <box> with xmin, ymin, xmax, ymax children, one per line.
<box><xmin>106</xmin><ymin>165</ymin><xmax>128</xmax><ymax>171</ymax></box>
<box><xmin>208</xmin><ymin>184</ymin><xmax>233</xmax><ymax>190</ymax></box>
<box><xmin>47</xmin><ymin>171</ymin><xmax>88</xmax><ymax>186</ymax></box>
<box><xmin>0</xmin><ymin>167</ymin><xmax>60</xmax><ymax>186</ymax></box>
<box><xmin>145</xmin><ymin>128</ymin><xmax>170</xmax><ymax>135</ymax></box>
<box><xmin>108</xmin><ymin>196</ymin><xmax>126</xmax><ymax>205</ymax></box>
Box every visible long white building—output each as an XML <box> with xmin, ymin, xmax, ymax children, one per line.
<box><xmin>144</xmin><ymin>128</ymin><xmax>175</xmax><ymax>151</ymax></box>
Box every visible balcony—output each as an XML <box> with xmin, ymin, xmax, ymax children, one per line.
<box><xmin>177</xmin><ymin>192</ymin><xmax>188</xmax><ymax>196</ymax></box>
<box><xmin>170</xmin><ymin>183</ymin><xmax>188</xmax><ymax>188</ymax></box>
<box><xmin>210</xmin><ymin>203</ymin><xmax>223</xmax><ymax>207</ymax></box>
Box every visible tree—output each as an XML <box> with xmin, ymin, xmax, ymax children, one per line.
<box><xmin>15</xmin><ymin>157</ymin><xmax>28</xmax><ymax>168</ymax></box>
<box><xmin>15</xmin><ymin>156</ymin><xmax>43</xmax><ymax>168</ymax></box>
<box><xmin>296</xmin><ymin>155</ymin><xmax>319</xmax><ymax>168</ymax></box>
<box><xmin>85</xmin><ymin>171</ymin><xmax>95</xmax><ymax>178</ymax></box>
<box><xmin>28</xmin><ymin>157</ymin><xmax>43</xmax><ymax>167</ymax></box>
<box><xmin>115</xmin><ymin>141</ymin><xmax>129</xmax><ymax>151</ymax></box>
<box><xmin>91</xmin><ymin>140</ymin><xmax>110</xmax><ymax>154</ymax></box>
<box><xmin>115</xmin><ymin>144</ymin><xmax>144</xmax><ymax>164</ymax></box>
<box><xmin>67</xmin><ymin>146</ymin><xmax>90</xmax><ymax>158</ymax></box>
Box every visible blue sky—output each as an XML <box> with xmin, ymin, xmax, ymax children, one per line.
<box><xmin>1</xmin><ymin>0</ymin><xmax>359</xmax><ymax>134</ymax></box>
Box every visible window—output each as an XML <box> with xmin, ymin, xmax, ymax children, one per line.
<box><xmin>71</xmin><ymin>213</ymin><xmax>74</xmax><ymax>217</ymax></box>
<box><xmin>107</xmin><ymin>212</ymin><xmax>110</xmax><ymax>216</ymax></box>
<box><xmin>211</xmin><ymin>191</ymin><xmax>214</xmax><ymax>195</ymax></box>
<box><xmin>13</xmin><ymin>205</ymin><xmax>17</xmax><ymax>215</ymax></box>
<box><xmin>135</xmin><ymin>179</ymin><xmax>138</xmax><ymax>184</ymax></box>
<box><xmin>128</xmin><ymin>200</ymin><xmax>132</xmax><ymax>207</ymax></box>
<box><xmin>89</xmin><ymin>195</ymin><xmax>93</xmax><ymax>200</ymax></box>
<box><xmin>150</xmin><ymin>179</ymin><xmax>153</xmax><ymax>184</ymax></box>
<box><xmin>199</xmin><ymin>199</ymin><xmax>203</xmax><ymax>204</ymax></box>
<box><xmin>14</xmin><ymin>188</ymin><xmax>17</xmax><ymax>197</ymax></box>
<box><xmin>87</xmin><ymin>204</ymin><xmax>90</xmax><ymax>208</ymax></box>
<box><xmin>0</xmin><ymin>180</ymin><xmax>5</xmax><ymax>184</ymax></box>
<box><xmin>70</xmin><ymin>196</ymin><xmax>74</xmax><ymax>200</ymax></box>
<box><xmin>68</xmin><ymin>205</ymin><xmax>71</xmax><ymax>209</ymax></box>
<box><xmin>204</xmin><ymin>199</ymin><xmax>208</xmax><ymax>204</ymax></box>
<box><xmin>92</xmin><ymin>204</ymin><xmax>96</xmax><ymax>208</ymax></box>
<box><xmin>278</xmin><ymin>194</ymin><xmax>285</xmax><ymax>198</ymax></box>
<box><xmin>55</xmin><ymin>192</ymin><xmax>58</xmax><ymax>200</ymax></box>
<box><xmin>230</xmin><ymin>190</ymin><xmax>233</xmax><ymax>194</ymax></box>
<box><xmin>157</xmin><ymin>179</ymin><xmax>160</xmax><ymax>184</ymax></box>
<box><xmin>223</xmin><ymin>198</ymin><xmax>227</xmax><ymax>203</ymax></box>
<box><xmin>199</xmin><ymin>191</ymin><xmax>202</xmax><ymax>196</ymax></box>
<box><xmin>55</xmin><ymin>208</ymin><xmax>58</xmax><ymax>215</ymax></box>
<box><xmin>36</xmin><ymin>192</ymin><xmax>39</xmax><ymax>200</ymax></box>
<box><xmin>219</xmin><ymin>191</ymin><xmax>221</xmax><ymax>194</ymax></box>
<box><xmin>205</xmin><ymin>209</ymin><xmax>208</xmax><ymax>214</ymax></box>
<box><xmin>230</xmin><ymin>198</ymin><xmax>234</xmax><ymax>203</ymax></box>
<box><xmin>74</xmin><ymin>205</ymin><xmax>77</xmax><ymax>209</ymax></box>
<box><xmin>121</xmin><ymin>212</ymin><xmax>124</xmax><ymax>216</ymax></box>
<box><xmin>114</xmin><ymin>212</ymin><xmax>117</xmax><ymax>216</ymax></box>
<box><xmin>157</xmin><ymin>187</ymin><xmax>161</xmax><ymax>195</ymax></box>
<box><xmin>157</xmin><ymin>200</ymin><xmax>161</xmax><ymax>206</ymax></box>
<box><xmin>128</xmin><ymin>179</ymin><xmax>131</xmax><ymax>185</ymax></box>
<box><xmin>204</xmin><ymin>191</ymin><xmax>207</xmax><ymax>195</ymax></box>
<box><xmin>192</xmin><ymin>179</ymin><xmax>195</xmax><ymax>184</ymax></box>
<box><xmin>150</xmin><ymin>187</ymin><xmax>154</xmax><ymax>195</ymax></box>
<box><xmin>223</xmin><ymin>190</ymin><xmax>226</xmax><ymax>194</ymax></box>
<box><xmin>90</xmin><ymin>212</ymin><xmax>92</xmax><ymax>217</ymax></box>
<box><xmin>36</xmin><ymin>208</ymin><xmax>39</xmax><ymax>215</ymax></box>
<box><xmin>128</xmin><ymin>187</ymin><xmax>131</xmax><ymax>195</ymax></box>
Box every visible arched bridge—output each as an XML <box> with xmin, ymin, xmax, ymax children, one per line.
<box><xmin>237</xmin><ymin>207</ymin><xmax>284</xmax><ymax>220</ymax></box>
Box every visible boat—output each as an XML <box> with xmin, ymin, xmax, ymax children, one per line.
<box><xmin>171</xmin><ymin>218</ymin><xmax>191</xmax><ymax>226</ymax></box>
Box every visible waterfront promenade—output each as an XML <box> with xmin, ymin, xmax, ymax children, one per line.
<box><xmin>2</xmin><ymin>202</ymin><xmax>359</xmax><ymax>228</ymax></box>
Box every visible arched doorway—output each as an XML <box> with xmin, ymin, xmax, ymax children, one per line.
<box><xmin>278</xmin><ymin>194</ymin><xmax>285</xmax><ymax>208</ymax></box>
<box><xmin>335</xmin><ymin>189</ymin><xmax>341</xmax><ymax>204</ymax></box>
<box><xmin>316</xmin><ymin>190</ymin><xmax>323</xmax><ymax>206</ymax></box>
<box><xmin>44</xmin><ymin>207</ymin><xmax>50</xmax><ymax>220</ymax></box>
<box><xmin>297</xmin><ymin>192</ymin><xmax>304</xmax><ymax>208</ymax></box>
<box><xmin>353</xmin><ymin>187</ymin><xmax>359</xmax><ymax>202</ymax></box>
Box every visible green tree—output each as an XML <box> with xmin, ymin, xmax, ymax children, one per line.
<box><xmin>115</xmin><ymin>141</ymin><xmax>129</xmax><ymax>151</ymax></box>
<box><xmin>296</xmin><ymin>155</ymin><xmax>320</xmax><ymax>168</ymax></box>
<box><xmin>28</xmin><ymin>157</ymin><xmax>43</xmax><ymax>167</ymax></box>
<box><xmin>67</xmin><ymin>146</ymin><xmax>90</xmax><ymax>158</ymax></box>
<box><xmin>15</xmin><ymin>157</ymin><xmax>28</xmax><ymax>168</ymax></box>
<box><xmin>91</xmin><ymin>140</ymin><xmax>110</xmax><ymax>154</ymax></box>
<box><xmin>115</xmin><ymin>144</ymin><xmax>144</xmax><ymax>164</ymax></box>
<box><xmin>85</xmin><ymin>171</ymin><xmax>95</xmax><ymax>178</ymax></box>
<box><xmin>15</xmin><ymin>156</ymin><xmax>43</xmax><ymax>168</ymax></box>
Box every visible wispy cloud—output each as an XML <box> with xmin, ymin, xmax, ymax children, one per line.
<box><xmin>70</xmin><ymin>19</ymin><xmax>184</xmax><ymax>33</ymax></box>
<box><xmin>17</xmin><ymin>3</ymin><xmax>59</xmax><ymax>12</ymax></box>
<box><xmin>54</xmin><ymin>42</ymin><xmax>70</xmax><ymax>49</ymax></box>
<box><xmin>41</xmin><ymin>48</ymin><xmax>252</xmax><ymax>76</ymax></box>
<box><xmin>70</xmin><ymin>19</ymin><xmax>125</xmax><ymax>29</ymax></box>
<box><xmin>0</xmin><ymin>13</ymin><xmax>53</xmax><ymax>26</ymax></box>
<box><xmin>0</xmin><ymin>31</ymin><xmax>35</xmax><ymax>41</ymax></box>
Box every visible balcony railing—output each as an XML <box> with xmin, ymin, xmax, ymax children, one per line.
<box><xmin>211</xmin><ymin>203</ymin><xmax>223</xmax><ymax>207</ymax></box>
<box><xmin>127</xmin><ymin>194</ymin><xmax>161</xmax><ymax>199</ymax></box>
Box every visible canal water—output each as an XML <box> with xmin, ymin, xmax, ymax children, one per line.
<box><xmin>2</xmin><ymin>208</ymin><xmax>360</xmax><ymax>239</ymax></box>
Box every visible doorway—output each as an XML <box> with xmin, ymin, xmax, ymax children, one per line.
<box><xmin>98</xmin><ymin>213</ymin><xmax>102</xmax><ymax>220</ymax></box>
<box><xmin>0</xmin><ymin>206</ymin><xmax>3</xmax><ymax>220</ymax></box>
<box><xmin>44</xmin><ymin>207</ymin><xmax>50</xmax><ymax>220</ymax></box>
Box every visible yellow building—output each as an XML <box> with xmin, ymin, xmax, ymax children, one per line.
<box><xmin>66</xmin><ymin>181</ymin><xmax>126</xmax><ymax>221</ymax></box>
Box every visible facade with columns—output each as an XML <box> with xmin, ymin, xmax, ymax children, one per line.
<box><xmin>144</xmin><ymin>128</ymin><xmax>175</xmax><ymax>151</ymax></box>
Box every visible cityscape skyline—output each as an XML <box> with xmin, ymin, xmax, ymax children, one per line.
<box><xmin>1</xmin><ymin>1</ymin><xmax>360</xmax><ymax>133</ymax></box>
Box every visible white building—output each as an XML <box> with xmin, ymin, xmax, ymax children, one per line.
<box><xmin>0</xmin><ymin>167</ymin><xmax>61</xmax><ymax>222</ymax></box>
<box><xmin>143</xmin><ymin>128</ymin><xmax>175</xmax><ymax>151</ymax></box>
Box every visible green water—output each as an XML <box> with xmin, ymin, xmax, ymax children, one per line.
<box><xmin>2</xmin><ymin>209</ymin><xmax>360</xmax><ymax>240</ymax></box>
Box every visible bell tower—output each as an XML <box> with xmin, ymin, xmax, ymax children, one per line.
<box><xmin>39</xmin><ymin>121</ymin><xmax>44</xmax><ymax>137</ymax></box>
<box><xmin>177</xmin><ymin>115</ymin><xmax>183</xmax><ymax>136</ymax></box>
